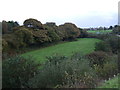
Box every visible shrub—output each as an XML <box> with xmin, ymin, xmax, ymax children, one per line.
<box><xmin>2</xmin><ymin>39</ymin><xmax>9</xmax><ymax>52</ymax></box>
<box><xmin>105</xmin><ymin>35</ymin><xmax>119</xmax><ymax>54</ymax></box>
<box><xmin>58</xmin><ymin>23</ymin><xmax>80</xmax><ymax>40</ymax></box>
<box><xmin>23</xmin><ymin>18</ymin><xmax>44</xmax><ymax>29</ymax></box>
<box><xmin>112</xmin><ymin>25</ymin><xmax>120</xmax><ymax>34</ymax></box>
<box><xmin>95</xmin><ymin>41</ymin><xmax>111</xmax><ymax>52</ymax></box>
<box><xmin>47</xmin><ymin>29</ymin><xmax>60</xmax><ymax>42</ymax></box>
<box><xmin>32</xmin><ymin>30</ymin><xmax>51</xmax><ymax>44</ymax></box>
<box><xmin>2</xmin><ymin>56</ymin><xmax>39</xmax><ymax>88</ymax></box>
<box><xmin>86</xmin><ymin>51</ymin><xmax>109</xmax><ymax>67</ymax></box>
<box><xmin>3</xmin><ymin>27</ymin><xmax>34</xmax><ymax>49</ymax></box>
<box><xmin>28</xmin><ymin>53</ymin><xmax>97</xmax><ymax>88</ymax></box>
<box><xmin>14</xmin><ymin>27</ymin><xmax>34</xmax><ymax>46</ymax></box>
<box><xmin>94</xmin><ymin>55</ymin><xmax>118</xmax><ymax>79</ymax></box>
<box><xmin>2</xmin><ymin>34</ymin><xmax>21</xmax><ymax>49</ymax></box>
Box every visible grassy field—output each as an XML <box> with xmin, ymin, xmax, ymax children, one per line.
<box><xmin>87</xmin><ymin>30</ymin><xmax>112</xmax><ymax>34</ymax></box>
<box><xmin>22</xmin><ymin>38</ymin><xmax>101</xmax><ymax>63</ymax></box>
<box><xmin>98</xmin><ymin>75</ymin><xmax>119</xmax><ymax>88</ymax></box>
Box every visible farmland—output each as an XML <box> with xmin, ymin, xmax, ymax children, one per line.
<box><xmin>22</xmin><ymin>38</ymin><xmax>101</xmax><ymax>63</ymax></box>
<box><xmin>87</xmin><ymin>30</ymin><xmax>112</xmax><ymax>34</ymax></box>
<box><xmin>2</xmin><ymin>18</ymin><xmax>119</xmax><ymax>88</ymax></box>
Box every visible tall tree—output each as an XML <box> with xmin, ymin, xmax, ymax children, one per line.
<box><xmin>23</xmin><ymin>18</ymin><xmax>44</xmax><ymax>29</ymax></box>
<box><xmin>2</xmin><ymin>20</ymin><xmax>8</xmax><ymax>34</ymax></box>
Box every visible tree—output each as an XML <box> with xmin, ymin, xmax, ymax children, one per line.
<box><xmin>32</xmin><ymin>30</ymin><xmax>50</xmax><ymax>44</ymax></box>
<box><xmin>7</xmin><ymin>21</ymin><xmax>19</xmax><ymax>32</ymax></box>
<box><xmin>44</xmin><ymin>23</ymin><xmax>60</xmax><ymax>42</ymax></box>
<box><xmin>2</xmin><ymin>20</ymin><xmax>19</xmax><ymax>34</ymax></box>
<box><xmin>14</xmin><ymin>27</ymin><xmax>34</xmax><ymax>46</ymax></box>
<box><xmin>2</xmin><ymin>20</ymin><xmax>8</xmax><ymax>34</ymax></box>
<box><xmin>23</xmin><ymin>18</ymin><xmax>44</xmax><ymax>29</ymax></box>
<box><xmin>45</xmin><ymin>22</ymin><xmax>56</xmax><ymax>27</ymax></box>
<box><xmin>112</xmin><ymin>25</ymin><xmax>120</xmax><ymax>34</ymax></box>
<box><xmin>109</xmin><ymin>26</ymin><xmax>113</xmax><ymax>30</ymax></box>
<box><xmin>58</xmin><ymin>23</ymin><xmax>80</xmax><ymax>40</ymax></box>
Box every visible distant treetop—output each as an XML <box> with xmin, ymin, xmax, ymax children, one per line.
<box><xmin>23</xmin><ymin>18</ymin><xmax>44</xmax><ymax>30</ymax></box>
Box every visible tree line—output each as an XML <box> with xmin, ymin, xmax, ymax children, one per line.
<box><xmin>2</xmin><ymin>18</ymin><xmax>83</xmax><ymax>52</ymax></box>
<box><xmin>2</xmin><ymin>18</ymin><xmax>120</xmax><ymax>53</ymax></box>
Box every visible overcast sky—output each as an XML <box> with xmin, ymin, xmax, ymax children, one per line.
<box><xmin>0</xmin><ymin>0</ymin><xmax>119</xmax><ymax>28</ymax></box>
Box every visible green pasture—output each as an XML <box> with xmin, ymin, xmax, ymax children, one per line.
<box><xmin>22</xmin><ymin>38</ymin><xmax>101</xmax><ymax>63</ymax></box>
<box><xmin>87</xmin><ymin>30</ymin><xmax>112</xmax><ymax>34</ymax></box>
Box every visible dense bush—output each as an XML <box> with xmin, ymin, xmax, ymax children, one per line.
<box><xmin>91</xmin><ymin>34</ymin><xmax>119</xmax><ymax>54</ymax></box>
<box><xmin>95</xmin><ymin>41</ymin><xmax>111</xmax><ymax>52</ymax></box>
<box><xmin>58</xmin><ymin>23</ymin><xmax>80</xmax><ymax>40</ymax></box>
<box><xmin>32</xmin><ymin>30</ymin><xmax>51</xmax><ymax>43</ymax></box>
<box><xmin>104</xmin><ymin>35</ymin><xmax>119</xmax><ymax>54</ymax></box>
<box><xmin>112</xmin><ymin>25</ymin><xmax>120</xmax><ymax>34</ymax></box>
<box><xmin>2</xmin><ymin>19</ymin><xmax>82</xmax><ymax>53</ymax></box>
<box><xmin>2</xmin><ymin>39</ymin><xmax>9</xmax><ymax>52</ymax></box>
<box><xmin>94</xmin><ymin>55</ymin><xmax>118</xmax><ymax>79</ymax></box>
<box><xmin>28</xmin><ymin>53</ymin><xmax>97</xmax><ymax>88</ymax></box>
<box><xmin>14</xmin><ymin>27</ymin><xmax>34</xmax><ymax>46</ymax></box>
<box><xmin>86</xmin><ymin>51</ymin><xmax>109</xmax><ymax>67</ymax></box>
<box><xmin>2</xmin><ymin>20</ymin><xmax>19</xmax><ymax>34</ymax></box>
<box><xmin>44</xmin><ymin>24</ymin><xmax>61</xmax><ymax>42</ymax></box>
<box><xmin>2</xmin><ymin>34</ymin><xmax>20</xmax><ymax>49</ymax></box>
<box><xmin>47</xmin><ymin>30</ymin><xmax>60</xmax><ymax>42</ymax></box>
<box><xmin>2</xmin><ymin>56</ymin><xmax>39</xmax><ymax>88</ymax></box>
<box><xmin>3</xmin><ymin>27</ymin><xmax>34</xmax><ymax>49</ymax></box>
<box><xmin>23</xmin><ymin>18</ymin><xmax>44</xmax><ymax>29</ymax></box>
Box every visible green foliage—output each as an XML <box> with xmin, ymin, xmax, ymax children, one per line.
<box><xmin>32</xmin><ymin>30</ymin><xmax>50</xmax><ymax>43</ymax></box>
<box><xmin>87</xmin><ymin>30</ymin><xmax>112</xmax><ymax>34</ymax></box>
<box><xmin>2</xmin><ymin>20</ymin><xmax>19</xmax><ymax>34</ymax></box>
<box><xmin>2</xmin><ymin>39</ymin><xmax>9</xmax><ymax>52</ymax></box>
<box><xmin>14</xmin><ymin>27</ymin><xmax>34</xmax><ymax>45</ymax></box>
<box><xmin>86</xmin><ymin>51</ymin><xmax>109</xmax><ymax>67</ymax></box>
<box><xmin>105</xmin><ymin>35</ymin><xmax>120</xmax><ymax>54</ymax></box>
<box><xmin>94</xmin><ymin>55</ymin><xmax>118</xmax><ymax>79</ymax></box>
<box><xmin>2</xmin><ymin>20</ymin><xmax>8</xmax><ymax>34</ymax></box>
<box><xmin>23</xmin><ymin>18</ymin><xmax>44</xmax><ymax>29</ymax></box>
<box><xmin>2</xmin><ymin>26</ymin><xmax>34</xmax><ymax>50</ymax></box>
<box><xmin>2</xmin><ymin>56</ymin><xmax>39</xmax><ymax>88</ymax></box>
<box><xmin>58</xmin><ymin>23</ymin><xmax>80</xmax><ymax>40</ymax></box>
<box><xmin>47</xmin><ymin>30</ymin><xmax>60</xmax><ymax>42</ymax></box>
<box><xmin>79</xmin><ymin>28</ymin><xmax>88</xmax><ymax>38</ymax></box>
<box><xmin>28</xmin><ymin>53</ymin><xmax>97</xmax><ymax>88</ymax></box>
<box><xmin>112</xmin><ymin>25</ymin><xmax>120</xmax><ymax>34</ymax></box>
<box><xmin>95</xmin><ymin>41</ymin><xmax>111</xmax><ymax>52</ymax></box>
<box><xmin>7</xmin><ymin>21</ymin><xmax>19</xmax><ymax>32</ymax></box>
<box><xmin>2</xmin><ymin>34</ymin><xmax>20</xmax><ymax>49</ymax></box>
